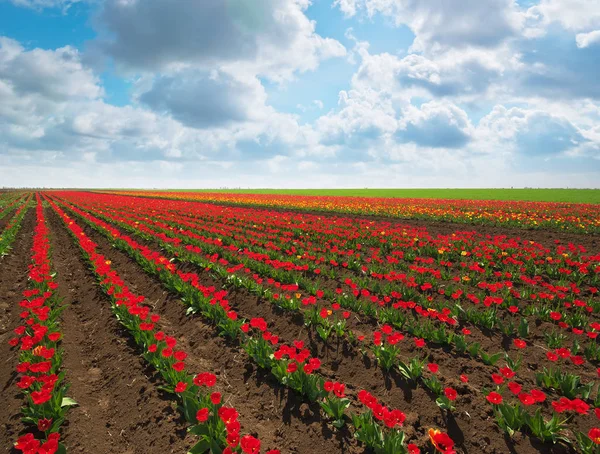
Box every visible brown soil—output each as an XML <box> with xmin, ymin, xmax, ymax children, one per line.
<box><xmin>46</xmin><ymin>207</ymin><xmax>193</xmax><ymax>453</ymax></box>
<box><xmin>63</xmin><ymin>203</ymin><xmax>362</xmax><ymax>454</ymax></box>
<box><xmin>65</xmin><ymin>199</ymin><xmax>580</xmax><ymax>453</ymax></box>
<box><xmin>0</xmin><ymin>208</ymin><xmax>35</xmax><ymax>451</ymax></box>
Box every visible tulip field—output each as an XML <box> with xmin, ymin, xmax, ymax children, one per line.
<box><xmin>1</xmin><ymin>191</ymin><xmax>599</xmax><ymax>454</ymax></box>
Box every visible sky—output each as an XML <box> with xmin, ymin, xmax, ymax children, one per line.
<box><xmin>0</xmin><ymin>0</ymin><xmax>599</xmax><ymax>189</ymax></box>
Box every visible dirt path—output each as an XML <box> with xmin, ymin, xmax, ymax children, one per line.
<box><xmin>0</xmin><ymin>208</ymin><xmax>35</xmax><ymax>451</ymax></box>
<box><xmin>66</xmin><ymin>203</ymin><xmax>363</xmax><ymax>454</ymax></box>
<box><xmin>46</xmin><ymin>207</ymin><xmax>192</xmax><ymax>453</ymax></box>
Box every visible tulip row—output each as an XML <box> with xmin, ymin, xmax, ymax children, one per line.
<box><xmin>53</xmin><ymin>194</ymin><xmax>600</xmax><ymax>453</ymax></box>
<box><xmin>57</xmin><ymin>192</ymin><xmax>599</xmax><ymax>357</ymax></box>
<box><xmin>9</xmin><ymin>195</ymin><xmax>73</xmax><ymax>454</ymax></box>
<box><xmin>50</xmin><ymin>192</ymin><xmax>595</xmax><ymax>450</ymax></box>
<box><xmin>52</xmin><ymin>196</ymin><xmax>499</xmax><ymax>411</ymax></box>
<box><xmin>0</xmin><ymin>194</ymin><xmax>33</xmax><ymax>258</ymax></box>
<box><xmin>44</xmin><ymin>196</ymin><xmax>278</xmax><ymax>454</ymax></box>
<box><xmin>45</xmin><ymin>195</ymin><xmax>447</xmax><ymax>454</ymax></box>
<box><xmin>102</xmin><ymin>190</ymin><xmax>600</xmax><ymax>233</ymax></box>
<box><xmin>52</xmin><ymin>196</ymin><xmax>600</xmax><ymax>405</ymax></box>
<box><xmin>0</xmin><ymin>193</ymin><xmax>26</xmax><ymax>221</ymax></box>
<box><xmin>119</xmin><ymin>196</ymin><xmax>597</xmax><ymax>368</ymax></box>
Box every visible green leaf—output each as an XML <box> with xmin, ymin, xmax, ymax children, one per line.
<box><xmin>61</xmin><ymin>397</ymin><xmax>78</xmax><ymax>407</ymax></box>
<box><xmin>188</xmin><ymin>424</ymin><xmax>210</xmax><ymax>437</ymax></box>
<box><xmin>188</xmin><ymin>438</ymin><xmax>211</xmax><ymax>454</ymax></box>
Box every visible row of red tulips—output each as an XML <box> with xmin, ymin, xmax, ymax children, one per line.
<box><xmin>52</xmin><ymin>194</ymin><xmax>600</xmax><ymax>401</ymax></box>
<box><xmin>49</xmin><ymin>192</ymin><xmax>600</xmax><ymax>450</ymax></box>
<box><xmin>46</xmin><ymin>194</ymin><xmax>458</xmax><ymax>454</ymax></box>
<box><xmin>9</xmin><ymin>195</ymin><xmax>73</xmax><ymax>454</ymax></box>
<box><xmin>0</xmin><ymin>194</ymin><xmax>33</xmax><ymax>258</ymax></box>
<box><xmin>43</xmin><ymin>196</ymin><xmax>279</xmax><ymax>454</ymax></box>
<box><xmin>102</xmin><ymin>190</ymin><xmax>600</xmax><ymax>233</ymax></box>
<box><xmin>55</xmin><ymin>192</ymin><xmax>599</xmax><ymax>353</ymax></box>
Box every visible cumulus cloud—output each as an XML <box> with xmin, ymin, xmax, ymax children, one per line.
<box><xmin>528</xmin><ymin>0</ymin><xmax>600</xmax><ymax>32</ymax></box>
<box><xmin>478</xmin><ymin>106</ymin><xmax>590</xmax><ymax>156</ymax></box>
<box><xmin>396</xmin><ymin>101</ymin><xmax>473</xmax><ymax>148</ymax></box>
<box><xmin>576</xmin><ymin>30</ymin><xmax>600</xmax><ymax>48</ymax></box>
<box><xmin>95</xmin><ymin>0</ymin><xmax>345</xmax><ymax>81</ymax></box>
<box><xmin>139</xmin><ymin>70</ymin><xmax>267</xmax><ymax>129</ymax></box>
<box><xmin>2</xmin><ymin>1</ymin><xmax>600</xmax><ymax>188</ymax></box>
<box><xmin>334</xmin><ymin>0</ymin><xmax>522</xmax><ymax>52</ymax></box>
<box><xmin>0</xmin><ymin>37</ymin><xmax>101</xmax><ymax>102</ymax></box>
<box><xmin>0</xmin><ymin>36</ymin><xmax>311</xmax><ymax>168</ymax></box>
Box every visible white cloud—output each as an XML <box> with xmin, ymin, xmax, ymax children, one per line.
<box><xmin>95</xmin><ymin>0</ymin><xmax>345</xmax><ymax>82</ymax></box>
<box><xmin>477</xmin><ymin>106</ymin><xmax>593</xmax><ymax>156</ymax></box>
<box><xmin>528</xmin><ymin>0</ymin><xmax>600</xmax><ymax>32</ymax></box>
<box><xmin>576</xmin><ymin>30</ymin><xmax>600</xmax><ymax>48</ymax></box>
<box><xmin>334</xmin><ymin>0</ymin><xmax>523</xmax><ymax>52</ymax></box>
<box><xmin>397</xmin><ymin>101</ymin><xmax>473</xmax><ymax>148</ymax></box>
<box><xmin>0</xmin><ymin>38</ymin><xmax>101</xmax><ymax>102</ymax></box>
<box><xmin>8</xmin><ymin>0</ymin><xmax>81</xmax><ymax>10</ymax></box>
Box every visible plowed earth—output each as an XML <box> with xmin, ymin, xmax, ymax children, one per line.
<box><xmin>0</xmin><ymin>198</ymin><xmax>598</xmax><ymax>454</ymax></box>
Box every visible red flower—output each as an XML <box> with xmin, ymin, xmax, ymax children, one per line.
<box><xmin>507</xmin><ymin>382</ymin><xmax>522</xmax><ymax>395</ymax></box>
<box><xmin>174</xmin><ymin>382</ymin><xmax>187</xmax><ymax>393</ymax></box>
<box><xmin>461</xmin><ymin>328</ymin><xmax>471</xmax><ymax>335</ymax></box>
<box><xmin>240</xmin><ymin>435</ymin><xmax>261</xmax><ymax>454</ymax></box>
<box><xmin>31</xmin><ymin>390</ymin><xmax>52</xmax><ymax>405</ymax></box>
<box><xmin>407</xmin><ymin>444</ymin><xmax>420</xmax><ymax>454</ymax></box>
<box><xmin>491</xmin><ymin>374</ymin><xmax>504</xmax><ymax>385</ymax></box>
<box><xmin>172</xmin><ymin>362</ymin><xmax>185</xmax><ymax>372</ymax></box>
<box><xmin>194</xmin><ymin>372</ymin><xmax>217</xmax><ymax>387</ymax></box>
<box><xmin>486</xmin><ymin>392</ymin><xmax>503</xmax><ymax>405</ymax></box>
<box><xmin>570</xmin><ymin>355</ymin><xmax>585</xmax><ymax>366</ymax></box>
<box><xmin>48</xmin><ymin>332</ymin><xmax>61</xmax><ymax>342</ymax></box>
<box><xmin>530</xmin><ymin>389</ymin><xmax>546</xmax><ymax>403</ymax></box>
<box><xmin>219</xmin><ymin>406</ymin><xmax>239</xmax><ymax>424</ymax></box>
<box><xmin>196</xmin><ymin>408</ymin><xmax>209</xmax><ymax>422</ymax></box>
<box><xmin>427</xmin><ymin>363</ymin><xmax>439</xmax><ymax>374</ymax></box>
<box><xmin>444</xmin><ymin>388</ymin><xmax>457</xmax><ymax>401</ymax></box>
<box><xmin>414</xmin><ymin>338</ymin><xmax>425</xmax><ymax>348</ymax></box>
<box><xmin>37</xmin><ymin>418</ymin><xmax>52</xmax><ymax>431</ymax></box>
<box><xmin>513</xmin><ymin>339</ymin><xmax>526</xmax><ymax>349</ymax></box>
<box><xmin>546</xmin><ymin>351</ymin><xmax>558</xmax><ymax>362</ymax></box>
<box><xmin>14</xmin><ymin>433</ymin><xmax>40</xmax><ymax>452</ymax></box>
<box><xmin>499</xmin><ymin>367</ymin><xmax>515</xmax><ymax>379</ymax></box>
<box><xmin>589</xmin><ymin>428</ymin><xmax>600</xmax><ymax>444</ymax></box>
<box><xmin>287</xmin><ymin>362</ymin><xmax>297</xmax><ymax>373</ymax></box>
<box><xmin>174</xmin><ymin>351</ymin><xmax>187</xmax><ymax>361</ymax></box>
<box><xmin>428</xmin><ymin>428</ymin><xmax>455</xmax><ymax>453</ymax></box>
<box><xmin>211</xmin><ymin>392</ymin><xmax>221</xmax><ymax>405</ymax></box>
<box><xmin>459</xmin><ymin>374</ymin><xmax>469</xmax><ymax>383</ymax></box>
<box><xmin>518</xmin><ymin>393</ymin><xmax>535</xmax><ymax>406</ymax></box>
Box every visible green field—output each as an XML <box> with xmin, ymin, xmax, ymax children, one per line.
<box><xmin>143</xmin><ymin>188</ymin><xmax>600</xmax><ymax>204</ymax></box>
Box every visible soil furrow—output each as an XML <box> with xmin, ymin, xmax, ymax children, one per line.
<box><xmin>0</xmin><ymin>208</ymin><xmax>35</xmax><ymax>451</ymax></box>
<box><xmin>61</xmin><ymin>200</ymin><xmax>569</xmax><ymax>453</ymax></box>
<box><xmin>63</xmin><ymin>203</ymin><xmax>362</xmax><ymax>454</ymax></box>
<box><xmin>46</xmin><ymin>207</ymin><xmax>192</xmax><ymax>454</ymax></box>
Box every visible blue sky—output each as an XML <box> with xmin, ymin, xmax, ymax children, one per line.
<box><xmin>0</xmin><ymin>0</ymin><xmax>599</xmax><ymax>188</ymax></box>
